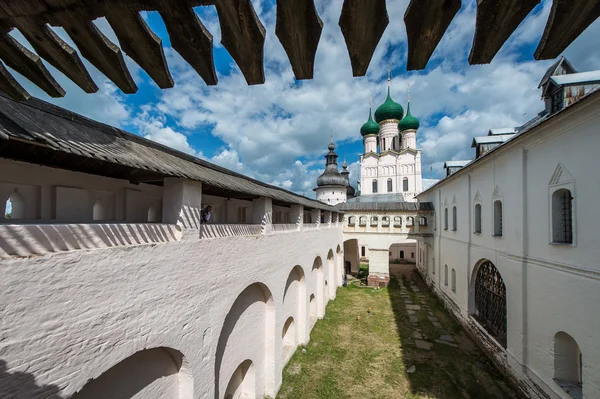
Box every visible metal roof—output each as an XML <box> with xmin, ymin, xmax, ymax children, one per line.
<box><xmin>471</xmin><ymin>134</ymin><xmax>515</xmax><ymax>147</ymax></box>
<box><xmin>0</xmin><ymin>93</ymin><xmax>339</xmax><ymax>212</ymax></box>
<box><xmin>337</xmin><ymin>201</ymin><xmax>434</xmax><ymax>212</ymax></box>
<box><xmin>0</xmin><ymin>0</ymin><xmax>596</xmax><ymax>100</ymax></box>
<box><xmin>443</xmin><ymin>160</ymin><xmax>471</xmax><ymax>168</ymax></box>
<box><xmin>488</xmin><ymin>128</ymin><xmax>516</xmax><ymax>136</ymax></box>
<box><xmin>550</xmin><ymin>71</ymin><xmax>600</xmax><ymax>86</ymax></box>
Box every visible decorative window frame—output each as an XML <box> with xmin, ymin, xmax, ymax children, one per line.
<box><xmin>492</xmin><ymin>185</ymin><xmax>504</xmax><ymax>238</ymax></box>
<box><xmin>473</xmin><ymin>191</ymin><xmax>482</xmax><ymax>235</ymax></box>
<box><xmin>548</xmin><ymin>163</ymin><xmax>576</xmax><ymax>246</ymax></box>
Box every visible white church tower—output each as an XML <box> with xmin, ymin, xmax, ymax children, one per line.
<box><xmin>314</xmin><ymin>137</ymin><xmax>348</xmax><ymax>205</ymax></box>
<box><xmin>359</xmin><ymin>79</ymin><xmax>423</xmax><ymax>201</ymax></box>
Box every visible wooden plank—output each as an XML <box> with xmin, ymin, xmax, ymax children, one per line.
<box><xmin>106</xmin><ymin>6</ymin><xmax>173</xmax><ymax>89</ymax></box>
<box><xmin>0</xmin><ymin>60</ymin><xmax>30</xmax><ymax>100</ymax></box>
<box><xmin>0</xmin><ymin>32</ymin><xmax>64</xmax><ymax>97</ymax></box>
<box><xmin>159</xmin><ymin>4</ymin><xmax>217</xmax><ymax>85</ymax></box>
<box><xmin>55</xmin><ymin>11</ymin><xmax>137</xmax><ymax>93</ymax></box>
<box><xmin>535</xmin><ymin>0</ymin><xmax>600</xmax><ymax>60</ymax></box>
<box><xmin>339</xmin><ymin>0</ymin><xmax>388</xmax><ymax>77</ymax></box>
<box><xmin>16</xmin><ymin>20</ymin><xmax>98</xmax><ymax>93</ymax></box>
<box><xmin>275</xmin><ymin>0</ymin><xmax>322</xmax><ymax>80</ymax></box>
<box><xmin>405</xmin><ymin>0</ymin><xmax>461</xmax><ymax>71</ymax></box>
<box><xmin>215</xmin><ymin>0</ymin><xmax>266</xmax><ymax>85</ymax></box>
<box><xmin>469</xmin><ymin>0</ymin><xmax>539</xmax><ymax>65</ymax></box>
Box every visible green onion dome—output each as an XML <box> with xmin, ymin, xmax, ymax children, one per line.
<box><xmin>360</xmin><ymin>109</ymin><xmax>380</xmax><ymax>137</ymax></box>
<box><xmin>398</xmin><ymin>102</ymin><xmax>420</xmax><ymax>131</ymax></box>
<box><xmin>374</xmin><ymin>87</ymin><xmax>404</xmax><ymax>123</ymax></box>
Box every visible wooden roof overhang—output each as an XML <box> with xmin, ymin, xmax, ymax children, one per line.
<box><xmin>0</xmin><ymin>0</ymin><xmax>596</xmax><ymax>100</ymax></box>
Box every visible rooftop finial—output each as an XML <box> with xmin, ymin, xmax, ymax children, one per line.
<box><xmin>369</xmin><ymin>89</ymin><xmax>372</xmax><ymax>109</ymax></box>
<box><xmin>387</xmin><ymin>61</ymin><xmax>391</xmax><ymax>87</ymax></box>
<box><xmin>408</xmin><ymin>83</ymin><xmax>411</xmax><ymax>103</ymax></box>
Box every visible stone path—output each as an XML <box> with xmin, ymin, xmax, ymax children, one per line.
<box><xmin>399</xmin><ymin>278</ymin><xmax>457</xmax><ymax>352</ymax></box>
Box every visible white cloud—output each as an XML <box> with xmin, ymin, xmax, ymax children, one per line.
<box><xmin>133</xmin><ymin>106</ymin><xmax>198</xmax><ymax>156</ymax></box>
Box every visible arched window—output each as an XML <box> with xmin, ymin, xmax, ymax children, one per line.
<box><xmin>494</xmin><ymin>200</ymin><xmax>503</xmax><ymax>236</ymax></box>
<box><xmin>382</xmin><ymin>216</ymin><xmax>390</xmax><ymax>226</ymax></box>
<box><xmin>403</xmin><ymin>177</ymin><xmax>408</xmax><ymax>192</ymax></box>
<box><xmin>400</xmin><ymin>250</ymin><xmax>404</xmax><ymax>259</ymax></box>
<box><xmin>382</xmin><ymin>138</ymin><xmax>386</xmax><ymax>149</ymax></box>
<box><xmin>474</xmin><ymin>204</ymin><xmax>482</xmax><ymax>234</ymax></box>
<box><xmin>387</xmin><ymin>178</ymin><xmax>393</xmax><ymax>192</ymax></box>
<box><xmin>348</xmin><ymin>216</ymin><xmax>356</xmax><ymax>226</ymax></box>
<box><xmin>554</xmin><ymin>332</ymin><xmax>582</xmax><ymax>397</ymax></box>
<box><xmin>444</xmin><ymin>265</ymin><xmax>448</xmax><ymax>286</ymax></box>
<box><xmin>444</xmin><ymin>208</ymin><xmax>448</xmax><ymax>230</ymax></box>
<box><xmin>361</xmin><ymin>246</ymin><xmax>366</xmax><ymax>257</ymax></box>
<box><xmin>473</xmin><ymin>260</ymin><xmax>507</xmax><ymax>347</ymax></box>
<box><xmin>451</xmin><ymin>269</ymin><xmax>456</xmax><ymax>292</ymax></box>
<box><xmin>452</xmin><ymin>206</ymin><xmax>457</xmax><ymax>231</ymax></box>
<box><xmin>419</xmin><ymin>216</ymin><xmax>427</xmax><ymax>226</ymax></box>
<box><xmin>406</xmin><ymin>216</ymin><xmax>414</xmax><ymax>226</ymax></box>
<box><xmin>5</xmin><ymin>191</ymin><xmax>25</xmax><ymax>219</ymax></box>
<box><xmin>411</xmin><ymin>252</ymin><xmax>414</xmax><ymax>258</ymax></box>
<box><xmin>552</xmin><ymin>189</ymin><xmax>573</xmax><ymax>244</ymax></box>
<box><xmin>92</xmin><ymin>199</ymin><xmax>105</xmax><ymax>221</ymax></box>
<box><xmin>394</xmin><ymin>216</ymin><xmax>402</xmax><ymax>227</ymax></box>
<box><xmin>359</xmin><ymin>216</ymin><xmax>367</xmax><ymax>226</ymax></box>
<box><xmin>147</xmin><ymin>203</ymin><xmax>159</xmax><ymax>222</ymax></box>
<box><xmin>372</xmin><ymin>179</ymin><xmax>378</xmax><ymax>193</ymax></box>
<box><xmin>370</xmin><ymin>216</ymin><xmax>378</xmax><ymax>226</ymax></box>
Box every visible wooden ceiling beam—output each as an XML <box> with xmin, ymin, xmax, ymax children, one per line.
<box><xmin>405</xmin><ymin>0</ymin><xmax>461</xmax><ymax>71</ymax></box>
<box><xmin>106</xmin><ymin>5</ymin><xmax>173</xmax><ymax>89</ymax></box>
<box><xmin>275</xmin><ymin>0</ymin><xmax>323</xmax><ymax>80</ymax></box>
<box><xmin>0</xmin><ymin>60</ymin><xmax>30</xmax><ymax>100</ymax></box>
<box><xmin>535</xmin><ymin>0</ymin><xmax>600</xmax><ymax>60</ymax></box>
<box><xmin>469</xmin><ymin>0</ymin><xmax>540</xmax><ymax>65</ymax></box>
<box><xmin>339</xmin><ymin>0</ymin><xmax>388</xmax><ymax>77</ymax></box>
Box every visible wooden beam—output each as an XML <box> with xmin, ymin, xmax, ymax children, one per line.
<box><xmin>16</xmin><ymin>20</ymin><xmax>98</xmax><ymax>93</ymax></box>
<box><xmin>469</xmin><ymin>0</ymin><xmax>539</xmax><ymax>65</ymax></box>
<box><xmin>215</xmin><ymin>0</ymin><xmax>266</xmax><ymax>85</ymax></box>
<box><xmin>106</xmin><ymin>6</ymin><xmax>173</xmax><ymax>89</ymax></box>
<box><xmin>275</xmin><ymin>0</ymin><xmax>322</xmax><ymax>80</ymax></box>
<box><xmin>339</xmin><ymin>0</ymin><xmax>388</xmax><ymax>77</ymax></box>
<box><xmin>405</xmin><ymin>0</ymin><xmax>461</xmax><ymax>71</ymax></box>
<box><xmin>535</xmin><ymin>0</ymin><xmax>600</xmax><ymax>60</ymax></box>
<box><xmin>0</xmin><ymin>32</ymin><xmax>65</xmax><ymax>97</ymax></box>
<box><xmin>55</xmin><ymin>12</ymin><xmax>137</xmax><ymax>93</ymax></box>
<box><xmin>0</xmin><ymin>60</ymin><xmax>30</xmax><ymax>100</ymax></box>
<box><xmin>159</xmin><ymin>4</ymin><xmax>217</xmax><ymax>85</ymax></box>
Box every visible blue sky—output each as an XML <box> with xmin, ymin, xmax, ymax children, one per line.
<box><xmin>6</xmin><ymin>0</ymin><xmax>599</xmax><ymax>198</ymax></box>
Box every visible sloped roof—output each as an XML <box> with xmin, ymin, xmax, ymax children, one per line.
<box><xmin>550</xmin><ymin>71</ymin><xmax>600</xmax><ymax>86</ymax></box>
<box><xmin>0</xmin><ymin>93</ymin><xmax>339</xmax><ymax>212</ymax></box>
<box><xmin>471</xmin><ymin>134</ymin><xmax>515</xmax><ymax>147</ymax></box>
<box><xmin>488</xmin><ymin>127</ymin><xmax>516</xmax><ymax>135</ymax></box>
<box><xmin>538</xmin><ymin>56</ymin><xmax>577</xmax><ymax>88</ymax></box>
<box><xmin>338</xmin><ymin>200</ymin><xmax>434</xmax><ymax>212</ymax></box>
<box><xmin>444</xmin><ymin>160</ymin><xmax>471</xmax><ymax>168</ymax></box>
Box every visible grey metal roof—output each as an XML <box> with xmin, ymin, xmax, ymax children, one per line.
<box><xmin>422</xmin><ymin>179</ymin><xmax>439</xmax><ymax>191</ymax></box>
<box><xmin>337</xmin><ymin>201</ymin><xmax>434</xmax><ymax>212</ymax></box>
<box><xmin>488</xmin><ymin>128</ymin><xmax>516</xmax><ymax>135</ymax></box>
<box><xmin>346</xmin><ymin>194</ymin><xmax>406</xmax><ymax>203</ymax></box>
<box><xmin>0</xmin><ymin>93</ymin><xmax>339</xmax><ymax>212</ymax></box>
<box><xmin>443</xmin><ymin>160</ymin><xmax>471</xmax><ymax>168</ymax></box>
<box><xmin>550</xmin><ymin>71</ymin><xmax>600</xmax><ymax>86</ymax></box>
<box><xmin>538</xmin><ymin>56</ymin><xmax>577</xmax><ymax>89</ymax></box>
<box><xmin>471</xmin><ymin>134</ymin><xmax>515</xmax><ymax>147</ymax></box>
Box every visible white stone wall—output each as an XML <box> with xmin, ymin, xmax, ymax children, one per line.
<box><xmin>359</xmin><ymin>150</ymin><xmax>422</xmax><ymax>201</ymax></box>
<box><xmin>315</xmin><ymin>186</ymin><xmax>347</xmax><ymax>206</ymax></box>
<box><xmin>0</xmin><ymin>225</ymin><xmax>344</xmax><ymax>399</ymax></box>
<box><xmin>416</xmin><ymin>92</ymin><xmax>600</xmax><ymax>399</ymax></box>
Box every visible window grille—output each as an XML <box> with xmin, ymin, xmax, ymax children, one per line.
<box><xmin>474</xmin><ymin>261</ymin><xmax>507</xmax><ymax>348</ymax></box>
<box><xmin>387</xmin><ymin>178</ymin><xmax>393</xmax><ymax>192</ymax></box>
<box><xmin>444</xmin><ymin>208</ymin><xmax>448</xmax><ymax>230</ymax></box>
<box><xmin>553</xmin><ymin>189</ymin><xmax>573</xmax><ymax>244</ymax></box>
<box><xmin>372</xmin><ymin>179</ymin><xmax>378</xmax><ymax>193</ymax></box>
<box><xmin>474</xmin><ymin>204</ymin><xmax>482</xmax><ymax>234</ymax></box>
<box><xmin>403</xmin><ymin>177</ymin><xmax>408</xmax><ymax>192</ymax></box>
<box><xmin>494</xmin><ymin>200</ymin><xmax>503</xmax><ymax>236</ymax></box>
<box><xmin>452</xmin><ymin>206</ymin><xmax>457</xmax><ymax>231</ymax></box>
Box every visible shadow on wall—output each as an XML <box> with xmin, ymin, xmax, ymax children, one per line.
<box><xmin>386</xmin><ymin>265</ymin><xmax>521</xmax><ymax>398</ymax></box>
<box><xmin>0</xmin><ymin>359</ymin><xmax>63</xmax><ymax>398</ymax></box>
<box><xmin>0</xmin><ymin>223</ymin><xmax>180</xmax><ymax>258</ymax></box>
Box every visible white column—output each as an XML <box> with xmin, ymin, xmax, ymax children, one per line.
<box><xmin>311</xmin><ymin>209</ymin><xmax>321</xmax><ymax>227</ymax></box>
<box><xmin>368</xmin><ymin>248</ymin><xmax>390</xmax><ymax>287</ymax></box>
<box><xmin>324</xmin><ymin>211</ymin><xmax>332</xmax><ymax>226</ymax></box>
<box><xmin>291</xmin><ymin>205</ymin><xmax>303</xmax><ymax>230</ymax></box>
<box><xmin>162</xmin><ymin>178</ymin><xmax>202</xmax><ymax>230</ymax></box>
<box><xmin>252</xmin><ymin>197</ymin><xmax>272</xmax><ymax>234</ymax></box>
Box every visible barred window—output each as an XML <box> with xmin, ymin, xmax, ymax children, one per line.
<box><xmin>403</xmin><ymin>177</ymin><xmax>409</xmax><ymax>192</ymax></box>
<box><xmin>452</xmin><ymin>206</ymin><xmax>457</xmax><ymax>231</ymax></box>
<box><xmin>474</xmin><ymin>203</ymin><xmax>482</xmax><ymax>234</ymax></box>
<box><xmin>444</xmin><ymin>208</ymin><xmax>448</xmax><ymax>230</ymax></box>
<box><xmin>494</xmin><ymin>200</ymin><xmax>503</xmax><ymax>236</ymax></box>
<box><xmin>372</xmin><ymin>179</ymin><xmax>378</xmax><ymax>193</ymax></box>
<box><xmin>552</xmin><ymin>189</ymin><xmax>573</xmax><ymax>244</ymax></box>
<box><xmin>387</xmin><ymin>178</ymin><xmax>393</xmax><ymax>192</ymax></box>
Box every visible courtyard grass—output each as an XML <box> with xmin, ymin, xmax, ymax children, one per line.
<box><xmin>277</xmin><ymin>272</ymin><xmax>520</xmax><ymax>399</ymax></box>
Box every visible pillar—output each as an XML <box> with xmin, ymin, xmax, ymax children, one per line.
<box><xmin>367</xmin><ymin>248</ymin><xmax>390</xmax><ymax>287</ymax></box>
<box><xmin>162</xmin><ymin>178</ymin><xmax>202</xmax><ymax>230</ymax></box>
<box><xmin>310</xmin><ymin>209</ymin><xmax>320</xmax><ymax>227</ymax></box>
<box><xmin>324</xmin><ymin>210</ymin><xmax>332</xmax><ymax>226</ymax></box>
<box><xmin>291</xmin><ymin>205</ymin><xmax>303</xmax><ymax>230</ymax></box>
<box><xmin>252</xmin><ymin>197</ymin><xmax>272</xmax><ymax>234</ymax></box>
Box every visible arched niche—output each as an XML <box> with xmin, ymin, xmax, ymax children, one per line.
<box><xmin>326</xmin><ymin>249</ymin><xmax>335</xmax><ymax>299</ymax></box>
<box><xmin>554</xmin><ymin>331</ymin><xmax>582</xmax><ymax>398</ymax></box>
<box><xmin>215</xmin><ymin>283</ymin><xmax>275</xmax><ymax>399</ymax></box>
<box><xmin>71</xmin><ymin>347</ymin><xmax>192</xmax><ymax>399</ymax></box>
<box><xmin>224</xmin><ymin>360</ymin><xmax>255</xmax><ymax>399</ymax></box>
<box><xmin>309</xmin><ymin>294</ymin><xmax>317</xmax><ymax>328</ymax></box>
<box><xmin>281</xmin><ymin>317</ymin><xmax>296</xmax><ymax>364</ymax></box>
<box><xmin>283</xmin><ymin>265</ymin><xmax>306</xmax><ymax>345</ymax></box>
<box><xmin>312</xmin><ymin>256</ymin><xmax>325</xmax><ymax>318</ymax></box>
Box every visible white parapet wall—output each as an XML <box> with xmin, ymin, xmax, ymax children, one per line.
<box><xmin>0</xmin><ymin>224</ymin><xmax>344</xmax><ymax>399</ymax></box>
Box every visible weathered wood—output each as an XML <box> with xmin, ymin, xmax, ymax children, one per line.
<box><xmin>339</xmin><ymin>0</ymin><xmax>388</xmax><ymax>77</ymax></box>
<box><xmin>535</xmin><ymin>0</ymin><xmax>600</xmax><ymax>60</ymax></box>
<box><xmin>159</xmin><ymin>4</ymin><xmax>217</xmax><ymax>85</ymax></box>
<box><xmin>0</xmin><ymin>32</ymin><xmax>64</xmax><ymax>97</ymax></box>
<box><xmin>16</xmin><ymin>20</ymin><xmax>98</xmax><ymax>93</ymax></box>
<box><xmin>469</xmin><ymin>0</ymin><xmax>539</xmax><ymax>65</ymax></box>
<box><xmin>215</xmin><ymin>0</ymin><xmax>266</xmax><ymax>85</ymax></box>
<box><xmin>106</xmin><ymin>6</ymin><xmax>173</xmax><ymax>89</ymax></box>
<box><xmin>405</xmin><ymin>0</ymin><xmax>461</xmax><ymax>71</ymax></box>
<box><xmin>275</xmin><ymin>0</ymin><xmax>322</xmax><ymax>80</ymax></box>
<box><xmin>0</xmin><ymin>60</ymin><xmax>30</xmax><ymax>101</ymax></box>
<box><xmin>55</xmin><ymin>12</ymin><xmax>137</xmax><ymax>93</ymax></box>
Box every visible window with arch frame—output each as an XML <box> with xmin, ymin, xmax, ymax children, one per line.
<box><xmin>372</xmin><ymin>179</ymin><xmax>378</xmax><ymax>193</ymax></box>
<box><xmin>551</xmin><ymin>188</ymin><xmax>573</xmax><ymax>244</ymax></box>
<box><xmin>493</xmin><ymin>200</ymin><xmax>503</xmax><ymax>237</ymax></box>
<box><xmin>474</xmin><ymin>203</ymin><xmax>482</xmax><ymax>234</ymax></box>
<box><xmin>452</xmin><ymin>206</ymin><xmax>457</xmax><ymax>231</ymax></box>
<box><xmin>387</xmin><ymin>178</ymin><xmax>393</xmax><ymax>192</ymax></box>
<box><xmin>403</xmin><ymin>177</ymin><xmax>408</xmax><ymax>192</ymax></box>
<box><xmin>444</xmin><ymin>208</ymin><xmax>448</xmax><ymax>230</ymax></box>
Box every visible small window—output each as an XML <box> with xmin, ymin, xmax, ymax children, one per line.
<box><xmin>400</xmin><ymin>250</ymin><xmax>404</xmax><ymax>259</ymax></box>
<box><xmin>348</xmin><ymin>216</ymin><xmax>356</xmax><ymax>226</ymax></box>
<box><xmin>387</xmin><ymin>178</ymin><xmax>393</xmax><ymax>192</ymax></box>
<box><xmin>406</xmin><ymin>217</ymin><xmax>414</xmax><ymax>226</ymax></box>
<box><xmin>494</xmin><ymin>200</ymin><xmax>503</xmax><ymax>236</ymax></box>
<box><xmin>147</xmin><ymin>203</ymin><xmax>159</xmax><ymax>222</ymax></box>
<box><xmin>5</xmin><ymin>191</ymin><xmax>25</xmax><ymax>220</ymax></box>
<box><xmin>382</xmin><ymin>216</ymin><xmax>390</xmax><ymax>226</ymax></box>
<box><xmin>93</xmin><ymin>199</ymin><xmax>105</xmax><ymax>221</ymax></box>
<box><xmin>383</xmin><ymin>138</ymin><xmax>386</xmax><ymax>149</ymax></box>
<box><xmin>554</xmin><ymin>332</ymin><xmax>582</xmax><ymax>398</ymax></box>
<box><xmin>372</xmin><ymin>179</ymin><xmax>378</xmax><ymax>193</ymax></box>
<box><xmin>451</xmin><ymin>269</ymin><xmax>456</xmax><ymax>292</ymax></box>
<box><xmin>444</xmin><ymin>208</ymin><xmax>448</xmax><ymax>230</ymax></box>
<box><xmin>403</xmin><ymin>177</ymin><xmax>408</xmax><ymax>192</ymax></box>
<box><xmin>361</xmin><ymin>246</ymin><xmax>366</xmax><ymax>257</ymax></box>
<box><xmin>359</xmin><ymin>216</ymin><xmax>367</xmax><ymax>226</ymax></box>
<box><xmin>444</xmin><ymin>265</ymin><xmax>448</xmax><ymax>286</ymax></box>
<box><xmin>552</xmin><ymin>189</ymin><xmax>573</xmax><ymax>244</ymax></box>
<box><xmin>419</xmin><ymin>216</ymin><xmax>427</xmax><ymax>226</ymax></box>
<box><xmin>370</xmin><ymin>216</ymin><xmax>378</xmax><ymax>226</ymax></box>
<box><xmin>394</xmin><ymin>216</ymin><xmax>402</xmax><ymax>227</ymax></box>
<box><xmin>452</xmin><ymin>206</ymin><xmax>457</xmax><ymax>231</ymax></box>
<box><xmin>411</xmin><ymin>252</ymin><xmax>414</xmax><ymax>258</ymax></box>
<box><xmin>474</xmin><ymin>203</ymin><xmax>482</xmax><ymax>234</ymax></box>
